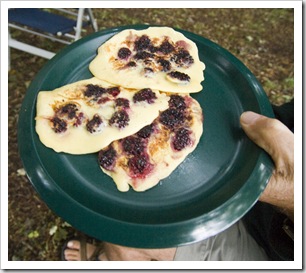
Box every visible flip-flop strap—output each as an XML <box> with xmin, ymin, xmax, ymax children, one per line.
<box><xmin>79</xmin><ymin>236</ymin><xmax>88</xmax><ymax>261</ymax></box>
<box><xmin>89</xmin><ymin>242</ymin><xmax>105</xmax><ymax>261</ymax></box>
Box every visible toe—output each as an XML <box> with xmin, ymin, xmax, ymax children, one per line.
<box><xmin>67</xmin><ymin>240</ymin><xmax>81</xmax><ymax>250</ymax></box>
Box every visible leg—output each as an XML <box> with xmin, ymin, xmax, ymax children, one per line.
<box><xmin>174</xmin><ymin>220</ymin><xmax>270</xmax><ymax>261</ymax></box>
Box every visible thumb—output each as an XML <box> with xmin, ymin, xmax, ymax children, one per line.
<box><xmin>240</xmin><ymin>111</ymin><xmax>294</xmax><ymax>219</ymax></box>
<box><xmin>240</xmin><ymin>111</ymin><xmax>293</xmax><ymax>170</ymax></box>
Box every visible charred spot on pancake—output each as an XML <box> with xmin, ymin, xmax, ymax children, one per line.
<box><xmin>109</xmin><ymin>110</ymin><xmax>130</xmax><ymax>129</ymax></box>
<box><xmin>144</xmin><ymin>67</ymin><xmax>154</xmax><ymax>77</ymax></box>
<box><xmin>86</xmin><ymin>114</ymin><xmax>103</xmax><ymax>133</ymax></box>
<box><xmin>98</xmin><ymin>145</ymin><xmax>117</xmax><ymax>171</ymax></box>
<box><xmin>51</xmin><ymin>117</ymin><xmax>67</xmax><ymax>133</ymax></box>
<box><xmin>133</xmin><ymin>88</ymin><xmax>157</xmax><ymax>104</ymax></box>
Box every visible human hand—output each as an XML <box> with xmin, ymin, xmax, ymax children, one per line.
<box><xmin>240</xmin><ymin>111</ymin><xmax>294</xmax><ymax>221</ymax></box>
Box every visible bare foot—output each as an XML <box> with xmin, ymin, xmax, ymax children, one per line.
<box><xmin>63</xmin><ymin>239</ymin><xmax>176</xmax><ymax>261</ymax></box>
<box><xmin>64</xmin><ymin>240</ymin><xmax>106</xmax><ymax>261</ymax></box>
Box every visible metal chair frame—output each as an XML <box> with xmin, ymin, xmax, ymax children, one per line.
<box><xmin>8</xmin><ymin>8</ymin><xmax>98</xmax><ymax>62</ymax></box>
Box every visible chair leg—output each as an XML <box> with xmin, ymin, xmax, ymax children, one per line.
<box><xmin>86</xmin><ymin>8</ymin><xmax>98</xmax><ymax>32</ymax></box>
<box><xmin>74</xmin><ymin>8</ymin><xmax>85</xmax><ymax>40</ymax></box>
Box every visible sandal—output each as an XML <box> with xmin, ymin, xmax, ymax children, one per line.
<box><xmin>61</xmin><ymin>235</ymin><xmax>104</xmax><ymax>261</ymax></box>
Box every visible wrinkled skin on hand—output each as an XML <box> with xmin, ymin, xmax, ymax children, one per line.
<box><xmin>240</xmin><ymin>111</ymin><xmax>294</xmax><ymax>221</ymax></box>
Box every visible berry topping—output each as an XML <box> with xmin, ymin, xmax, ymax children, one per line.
<box><xmin>122</xmin><ymin>136</ymin><xmax>144</xmax><ymax>155</ymax></box>
<box><xmin>160</xmin><ymin>108</ymin><xmax>184</xmax><ymax>129</ymax></box>
<box><xmin>57</xmin><ymin>103</ymin><xmax>78</xmax><ymax>119</ymax></box>
<box><xmin>167</xmin><ymin>71</ymin><xmax>190</xmax><ymax>82</ymax></box>
<box><xmin>126</xmin><ymin>61</ymin><xmax>137</xmax><ymax>67</ymax></box>
<box><xmin>73</xmin><ymin>112</ymin><xmax>85</xmax><ymax>127</ymax></box>
<box><xmin>134</xmin><ymin>51</ymin><xmax>154</xmax><ymax>60</ymax></box>
<box><xmin>118</xmin><ymin>47</ymin><xmax>132</xmax><ymax>59</ymax></box>
<box><xmin>134</xmin><ymin>35</ymin><xmax>151</xmax><ymax>51</ymax></box>
<box><xmin>169</xmin><ymin>95</ymin><xmax>186</xmax><ymax>111</ymax></box>
<box><xmin>137</xmin><ymin>124</ymin><xmax>154</xmax><ymax>139</ymax></box>
<box><xmin>128</xmin><ymin>154</ymin><xmax>152</xmax><ymax>178</ymax></box>
<box><xmin>51</xmin><ymin>117</ymin><xmax>67</xmax><ymax>133</ymax></box>
<box><xmin>159</xmin><ymin>39</ymin><xmax>175</xmax><ymax>54</ymax></box>
<box><xmin>172</xmin><ymin>128</ymin><xmax>191</xmax><ymax>151</ymax></box>
<box><xmin>115</xmin><ymin>98</ymin><xmax>130</xmax><ymax>109</ymax></box>
<box><xmin>98</xmin><ymin>145</ymin><xmax>117</xmax><ymax>171</ymax></box>
<box><xmin>97</xmin><ymin>97</ymin><xmax>111</xmax><ymax>104</ymax></box>
<box><xmin>157</xmin><ymin>58</ymin><xmax>171</xmax><ymax>72</ymax></box>
<box><xmin>109</xmin><ymin>110</ymin><xmax>130</xmax><ymax>129</ymax></box>
<box><xmin>86</xmin><ymin>114</ymin><xmax>103</xmax><ymax>133</ymax></box>
<box><xmin>171</xmin><ymin>49</ymin><xmax>194</xmax><ymax>67</ymax></box>
<box><xmin>133</xmin><ymin>88</ymin><xmax>157</xmax><ymax>104</ymax></box>
<box><xmin>107</xmin><ymin>87</ymin><xmax>120</xmax><ymax>97</ymax></box>
<box><xmin>84</xmin><ymin>84</ymin><xmax>106</xmax><ymax>100</ymax></box>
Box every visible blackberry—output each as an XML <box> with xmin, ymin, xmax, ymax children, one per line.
<box><xmin>134</xmin><ymin>51</ymin><xmax>154</xmax><ymax>60</ymax></box>
<box><xmin>128</xmin><ymin>154</ymin><xmax>150</xmax><ymax>176</ymax></box>
<box><xmin>115</xmin><ymin>98</ymin><xmax>130</xmax><ymax>109</ymax></box>
<box><xmin>98</xmin><ymin>146</ymin><xmax>117</xmax><ymax>171</ymax></box>
<box><xmin>109</xmin><ymin>110</ymin><xmax>130</xmax><ymax>129</ymax></box>
<box><xmin>157</xmin><ymin>58</ymin><xmax>171</xmax><ymax>72</ymax></box>
<box><xmin>133</xmin><ymin>88</ymin><xmax>157</xmax><ymax>104</ymax></box>
<box><xmin>169</xmin><ymin>95</ymin><xmax>186</xmax><ymax>111</ymax></box>
<box><xmin>73</xmin><ymin>112</ymin><xmax>84</xmax><ymax>127</ymax></box>
<box><xmin>160</xmin><ymin>108</ymin><xmax>184</xmax><ymax>129</ymax></box>
<box><xmin>51</xmin><ymin>117</ymin><xmax>67</xmax><ymax>133</ymax></box>
<box><xmin>171</xmin><ymin>49</ymin><xmax>194</xmax><ymax>66</ymax></box>
<box><xmin>118</xmin><ymin>47</ymin><xmax>132</xmax><ymax>59</ymax></box>
<box><xmin>86</xmin><ymin>114</ymin><xmax>103</xmax><ymax>133</ymax></box>
<box><xmin>134</xmin><ymin>35</ymin><xmax>151</xmax><ymax>51</ymax></box>
<box><xmin>167</xmin><ymin>71</ymin><xmax>190</xmax><ymax>82</ymax></box>
<box><xmin>126</xmin><ymin>61</ymin><xmax>137</xmax><ymax>67</ymax></box>
<box><xmin>107</xmin><ymin>87</ymin><xmax>120</xmax><ymax>97</ymax></box>
<box><xmin>84</xmin><ymin>84</ymin><xmax>106</xmax><ymax>100</ymax></box>
<box><xmin>137</xmin><ymin>124</ymin><xmax>154</xmax><ymax>139</ymax></box>
<box><xmin>159</xmin><ymin>40</ymin><xmax>175</xmax><ymax>55</ymax></box>
<box><xmin>57</xmin><ymin>103</ymin><xmax>78</xmax><ymax>119</ymax></box>
<box><xmin>172</xmin><ymin>128</ymin><xmax>191</xmax><ymax>151</ymax></box>
<box><xmin>122</xmin><ymin>136</ymin><xmax>144</xmax><ymax>155</ymax></box>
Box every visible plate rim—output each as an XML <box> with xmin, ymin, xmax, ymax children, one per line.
<box><xmin>17</xmin><ymin>24</ymin><xmax>274</xmax><ymax>248</ymax></box>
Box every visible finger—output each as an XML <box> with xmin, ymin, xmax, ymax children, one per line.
<box><xmin>240</xmin><ymin>111</ymin><xmax>294</xmax><ymax>169</ymax></box>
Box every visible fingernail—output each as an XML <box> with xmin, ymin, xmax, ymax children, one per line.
<box><xmin>240</xmin><ymin>111</ymin><xmax>261</xmax><ymax>125</ymax></box>
<box><xmin>67</xmin><ymin>241</ymin><xmax>74</xmax><ymax>248</ymax></box>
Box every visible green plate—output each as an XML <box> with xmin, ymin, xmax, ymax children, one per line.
<box><xmin>18</xmin><ymin>25</ymin><xmax>274</xmax><ymax>248</ymax></box>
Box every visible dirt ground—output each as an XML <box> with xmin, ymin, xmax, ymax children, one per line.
<box><xmin>8</xmin><ymin>8</ymin><xmax>294</xmax><ymax>261</ymax></box>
